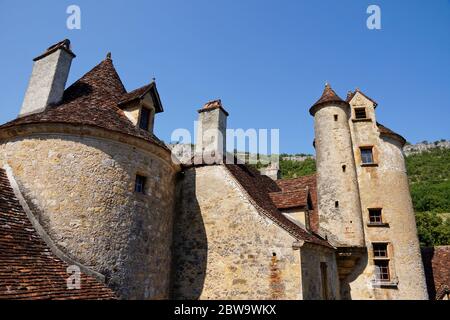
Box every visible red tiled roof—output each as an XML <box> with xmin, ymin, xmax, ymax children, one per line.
<box><xmin>0</xmin><ymin>169</ymin><xmax>116</xmax><ymax>300</ymax></box>
<box><xmin>346</xmin><ymin>88</ymin><xmax>378</xmax><ymax>107</ymax></box>
<box><xmin>224</xmin><ymin>164</ymin><xmax>331</xmax><ymax>248</ymax></box>
<box><xmin>198</xmin><ymin>99</ymin><xmax>229</xmax><ymax>116</ymax></box>
<box><xmin>0</xmin><ymin>58</ymin><xmax>168</xmax><ymax>150</ymax></box>
<box><xmin>118</xmin><ymin>82</ymin><xmax>164</xmax><ymax>113</ymax></box>
<box><xmin>269</xmin><ymin>188</ymin><xmax>308</xmax><ymax>210</ymax></box>
<box><xmin>276</xmin><ymin>175</ymin><xmax>319</xmax><ymax>233</ymax></box>
<box><xmin>421</xmin><ymin>246</ymin><xmax>450</xmax><ymax>300</ymax></box>
<box><xmin>377</xmin><ymin>122</ymin><xmax>406</xmax><ymax>146</ymax></box>
<box><xmin>310</xmin><ymin>83</ymin><xmax>347</xmax><ymax>115</ymax></box>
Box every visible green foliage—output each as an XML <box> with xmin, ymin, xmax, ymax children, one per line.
<box><xmin>416</xmin><ymin>212</ymin><xmax>450</xmax><ymax>247</ymax></box>
<box><xmin>406</xmin><ymin>148</ymin><xmax>450</xmax><ymax>213</ymax></box>
<box><xmin>279</xmin><ymin>158</ymin><xmax>316</xmax><ymax>179</ymax></box>
<box><xmin>248</xmin><ymin>147</ymin><xmax>450</xmax><ymax>246</ymax></box>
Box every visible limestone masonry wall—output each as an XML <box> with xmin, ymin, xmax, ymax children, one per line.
<box><xmin>346</xmin><ymin>92</ymin><xmax>428</xmax><ymax>299</ymax></box>
<box><xmin>0</xmin><ymin>133</ymin><xmax>177</xmax><ymax>299</ymax></box>
<box><xmin>172</xmin><ymin>165</ymin><xmax>305</xmax><ymax>299</ymax></box>
<box><xmin>313</xmin><ymin>104</ymin><xmax>365</xmax><ymax>247</ymax></box>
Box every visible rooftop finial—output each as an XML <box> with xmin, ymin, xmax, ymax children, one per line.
<box><xmin>106</xmin><ymin>52</ymin><xmax>112</xmax><ymax>60</ymax></box>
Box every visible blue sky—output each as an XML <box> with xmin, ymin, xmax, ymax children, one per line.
<box><xmin>0</xmin><ymin>0</ymin><xmax>449</xmax><ymax>154</ymax></box>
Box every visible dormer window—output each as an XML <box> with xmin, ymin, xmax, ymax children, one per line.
<box><xmin>118</xmin><ymin>82</ymin><xmax>164</xmax><ymax>134</ymax></box>
<box><xmin>139</xmin><ymin>107</ymin><xmax>151</xmax><ymax>131</ymax></box>
<box><xmin>355</xmin><ymin>108</ymin><xmax>367</xmax><ymax>119</ymax></box>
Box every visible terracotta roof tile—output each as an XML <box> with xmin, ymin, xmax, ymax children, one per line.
<box><xmin>276</xmin><ymin>175</ymin><xmax>319</xmax><ymax>233</ymax></box>
<box><xmin>224</xmin><ymin>164</ymin><xmax>331</xmax><ymax>248</ymax></box>
<box><xmin>421</xmin><ymin>246</ymin><xmax>450</xmax><ymax>300</ymax></box>
<box><xmin>269</xmin><ymin>188</ymin><xmax>308</xmax><ymax>210</ymax></box>
<box><xmin>198</xmin><ymin>99</ymin><xmax>229</xmax><ymax>116</ymax></box>
<box><xmin>377</xmin><ymin>122</ymin><xmax>406</xmax><ymax>146</ymax></box>
<box><xmin>0</xmin><ymin>58</ymin><xmax>168</xmax><ymax>150</ymax></box>
<box><xmin>310</xmin><ymin>83</ymin><xmax>347</xmax><ymax>115</ymax></box>
<box><xmin>0</xmin><ymin>169</ymin><xmax>116</xmax><ymax>300</ymax></box>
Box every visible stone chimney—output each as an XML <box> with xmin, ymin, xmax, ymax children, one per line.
<box><xmin>260</xmin><ymin>162</ymin><xmax>281</xmax><ymax>180</ymax></box>
<box><xmin>195</xmin><ymin>99</ymin><xmax>229</xmax><ymax>164</ymax></box>
<box><xmin>19</xmin><ymin>39</ymin><xmax>76</xmax><ymax>117</ymax></box>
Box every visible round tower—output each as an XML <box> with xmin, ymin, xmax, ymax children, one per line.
<box><xmin>0</xmin><ymin>42</ymin><xmax>180</xmax><ymax>299</ymax></box>
<box><xmin>310</xmin><ymin>84</ymin><xmax>365</xmax><ymax>247</ymax></box>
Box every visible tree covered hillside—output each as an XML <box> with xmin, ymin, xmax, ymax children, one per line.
<box><xmin>273</xmin><ymin>147</ymin><xmax>450</xmax><ymax>247</ymax></box>
<box><xmin>406</xmin><ymin>148</ymin><xmax>450</xmax><ymax>246</ymax></box>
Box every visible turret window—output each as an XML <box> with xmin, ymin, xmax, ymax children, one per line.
<box><xmin>134</xmin><ymin>175</ymin><xmax>147</xmax><ymax>194</ymax></box>
<box><xmin>369</xmin><ymin>208</ymin><xmax>383</xmax><ymax>224</ymax></box>
<box><xmin>360</xmin><ymin>147</ymin><xmax>374</xmax><ymax>164</ymax></box>
<box><xmin>355</xmin><ymin>107</ymin><xmax>367</xmax><ymax>119</ymax></box>
<box><xmin>139</xmin><ymin>107</ymin><xmax>151</xmax><ymax>131</ymax></box>
<box><xmin>372</xmin><ymin>243</ymin><xmax>391</xmax><ymax>283</ymax></box>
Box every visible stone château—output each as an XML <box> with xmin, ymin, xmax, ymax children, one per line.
<box><xmin>0</xmin><ymin>40</ymin><xmax>447</xmax><ymax>300</ymax></box>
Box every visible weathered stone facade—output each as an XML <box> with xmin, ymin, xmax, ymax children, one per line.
<box><xmin>172</xmin><ymin>165</ymin><xmax>338</xmax><ymax>300</ymax></box>
<box><xmin>312</xmin><ymin>101</ymin><xmax>365</xmax><ymax>247</ymax></box>
<box><xmin>0</xmin><ymin>127</ymin><xmax>177</xmax><ymax>299</ymax></box>
<box><xmin>343</xmin><ymin>92</ymin><xmax>428</xmax><ymax>299</ymax></box>
<box><xmin>0</xmin><ymin>40</ymin><xmax>432</xmax><ymax>300</ymax></box>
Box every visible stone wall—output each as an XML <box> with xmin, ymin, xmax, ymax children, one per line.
<box><xmin>346</xmin><ymin>92</ymin><xmax>428</xmax><ymax>299</ymax></box>
<box><xmin>0</xmin><ymin>132</ymin><xmax>177</xmax><ymax>299</ymax></box>
<box><xmin>300</xmin><ymin>243</ymin><xmax>340</xmax><ymax>300</ymax></box>
<box><xmin>172</xmin><ymin>165</ymin><xmax>339</xmax><ymax>300</ymax></box>
<box><xmin>313</xmin><ymin>103</ymin><xmax>365</xmax><ymax>247</ymax></box>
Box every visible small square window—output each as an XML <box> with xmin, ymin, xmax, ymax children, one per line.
<box><xmin>373</xmin><ymin>243</ymin><xmax>388</xmax><ymax>258</ymax></box>
<box><xmin>369</xmin><ymin>208</ymin><xmax>383</xmax><ymax>224</ymax></box>
<box><xmin>355</xmin><ymin>108</ymin><xmax>367</xmax><ymax>119</ymax></box>
<box><xmin>374</xmin><ymin>260</ymin><xmax>390</xmax><ymax>282</ymax></box>
<box><xmin>360</xmin><ymin>147</ymin><xmax>374</xmax><ymax>164</ymax></box>
<box><xmin>139</xmin><ymin>108</ymin><xmax>151</xmax><ymax>131</ymax></box>
<box><xmin>334</xmin><ymin>114</ymin><xmax>338</xmax><ymax>121</ymax></box>
<box><xmin>134</xmin><ymin>175</ymin><xmax>147</xmax><ymax>194</ymax></box>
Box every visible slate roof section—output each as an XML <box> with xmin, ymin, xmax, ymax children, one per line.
<box><xmin>0</xmin><ymin>58</ymin><xmax>168</xmax><ymax>150</ymax></box>
<box><xmin>118</xmin><ymin>82</ymin><xmax>164</xmax><ymax>113</ymax></box>
<box><xmin>276</xmin><ymin>175</ymin><xmax>319</xmax><ymax>233</ymax></box>
<box><xmin>224</xmin><ymin>164</ymin><xmax>331</xmax><ymax>248</ymax></box>
<box><xmin>0</xmin><ymin>168</ymin><xmax>116</xmax><ymax>300</ymax></box>
<box><xmin>421</xmin><ymin>246</ymin><xmax>450</xmax><ymax>300</ymax></box>
<box><xmin>269</xmin><ymin>188</ymin><xmax>309</xmax><ymax>210</ymax></box>
<box><xmin>377</xmin><ymin>122</ymin><xmax>407</xmax><ymax>146</ymax></box>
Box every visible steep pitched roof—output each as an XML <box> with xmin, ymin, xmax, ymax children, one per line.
<box><xmin>276</xmin><ymin>175</ymin><xmax>319</xmax><ymax>233</ymax></box>
<box><xmin>33</xmin><ymin>39</ymin><xmax>76</xmax><ymax>62</ymax></box>
<box><xmin>377</xmin><ymin>122</ymin><xmax>407</xmax><ymax>146</ymax></box>
<box><xmin>346</xmin><ymin>88</ymin><xmax>378</xmax><ymax>107</ymax></box>
<box><xmin>0</xmin><ymin>169</ymin><xmax>115</xmax><ymax>300</ymax></box>
<box><xmin>310</xmin><ymin>83</ymin><xmax>347</xmax><ymax>115</ymax></box>
<box><xmin>0</xmin><ymin>58</ymin><xmax>167</xmax><ymax>150</ymax></box>
<box><xmin>224</xmin><ymin>164</ymin><xmax>331</xmax><ymax>248</ymax></box>
<box><xmin>118</xmin><ymin>82</ymin><xmax>164</xmax><ymax>113</ymax></box>
<box><xmin>269</xmin><ymin>188</ymin><xmax>309</xmax><ymax>210</ymax></box>
<box><xmin>421</xmin><ymin>246</ymin><xmax>450</xmax><ymax>300</ymax></box>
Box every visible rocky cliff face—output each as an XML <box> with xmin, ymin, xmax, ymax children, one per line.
<box><xmin>403</xmin><ymin>140</ymin><xmax>450</xmax><ymax>156</ymax></box>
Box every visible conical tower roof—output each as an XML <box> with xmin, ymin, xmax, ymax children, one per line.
<box><xmin>309</xmin><ymin>83</ymin><xmax>347</xmax><ymax>115</ymax></box>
